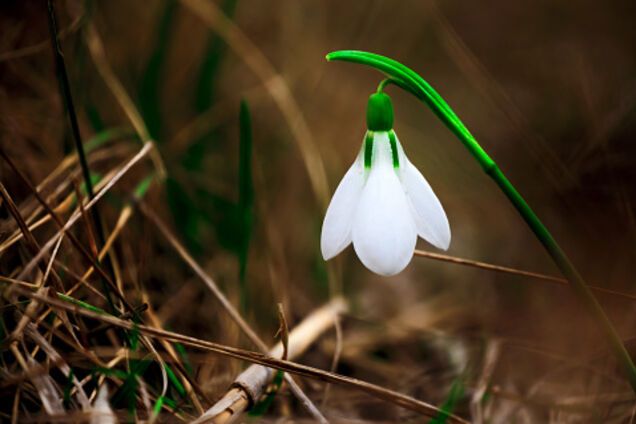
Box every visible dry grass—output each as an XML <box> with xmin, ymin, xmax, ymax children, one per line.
<box><xmin>1</xmin><ymin>0</ymin><xmax>636</xmax><ymax>423</ymax></box>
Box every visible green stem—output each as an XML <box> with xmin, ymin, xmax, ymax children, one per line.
<box><xmin>376</xmin><ymin>78</ymin><xmax>393</xmax><ymax>93</ymax></box>
<box><xmin>326</xmin><ymin>50</ymin><xmax>636</xmax><ymax>392</ymax></box>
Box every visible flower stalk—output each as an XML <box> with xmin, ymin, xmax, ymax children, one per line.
<box><xmin>326</xmin><ymin>50</ymin><xmax>636</xmax><ymax>392</ymax></box>
<box><xmin>321</xmin><ymin>90</ymin><xmax>450</xmax><ymax>276</ymax></box>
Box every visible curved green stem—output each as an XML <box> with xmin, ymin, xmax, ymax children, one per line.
<box><xmin>376</xmin><ymin>78</ymin><xmax>393</xmax><ymax>93</ymax></box>
<box><xmin>326</xmin><ymin>50</ymin><xmax>636</xmax><ymax>392</ymax></box>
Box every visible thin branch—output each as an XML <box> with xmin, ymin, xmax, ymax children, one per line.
<box><xmin>321</xmin><ymin>313</ymin><xmax>343</xmax><ymax>409</ymax></box>
<box><xmin>414</xmin><ymin>249</ymin><xmax>636</xmax><ymax>302</ymax></box>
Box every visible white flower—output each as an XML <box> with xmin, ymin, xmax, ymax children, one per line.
<box><xmin>321</xmin><ymin>92</ymin><xmax>450</xmax><ymax>276</ymax></box>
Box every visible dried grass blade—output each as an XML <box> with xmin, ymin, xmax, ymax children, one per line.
<box><xmin>14</xmin><ymin>287</ymin><xmax>470</xmax><ymax>423</ymax></box>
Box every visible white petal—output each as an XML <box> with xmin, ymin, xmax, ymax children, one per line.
<box><xmin>394</xmin><ymin>135</ymin><xmax>451</xmax><ymax>250</ymax></box>
<box><xmin>352</xmin><ymin>136</ymin><xmax>417</xmax><ymax>276</ymax></box>
<box><xmin>321</xmin><ymin>153</ymin><xmax>365</xmax><ymax>260</ymax></box>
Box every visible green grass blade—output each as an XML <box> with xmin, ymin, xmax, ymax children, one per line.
<box><xmin>238</xmin><ymin>99</ymin><xmax>254</xmax><ymax>287</ymax></box>
<box><xmin>94</xmin><ymin>366</ymin><xmax>128</xmax><ymax>380</ymax></box>
<box><xmin>194</xmin><ymin>0</ymin><xmax>238</xmax><ymax>111</ymax></box>
<box><xmin>133</xmin><ymin>174</ymin><xmax>155</xmax><ymax>200</ymax></box>
<box><xmin>152</xmin><ymin>395</ymin><xmax>165</xmax><ymax>418</ymax></box>
<box><xmin>111</xmin><ymin>359</ymin><xmax>152</xmax><ymax>414</ymax></box>
<box><xmin>164</xmin><ymin>364</ymin><xmax>186</xmax><ymax>398</ymax></box>
<box><xmin>62</xmin><ymin>369</ymin><xmax>74</xmax><ymax>409</ymax></box>
<box><xmin>84</xmin><ymin>127</ymin><xmax>138</xmax><ymax>153</ymax></box>
<box><xmin>139</xmin><ymin>0</ymin><xmax>178</xmax><ymax>141</ymax></box>
<box><xmin>173</xmin><ymin>342</ymin><xmax>193</xmax><ymax>375</ymax></box>
<box><xmin>130</xmin><ymin>321</ymin><xmax>140</xmax><ymax>351</ymax></box>
<box><xmin>85</xmin><ymin>103</ymin><xmax>105</xmax><ymax>133</ymax></box>
<box><xmin>57</xmin><ymin>293</ymin><xmax>108</xmax><ymax>315</ymax></box>
<box><xmin>166</xmin><ymin>0</ymin><xmax>238</xmax><ymax>259</ymax></box>
<box><xmin>429</xmin><ymin>378</ymin><xmax>464</xmax><ymax>424</ymax></box>
<box><xmin>165</xmin><ymin>177</ymin><xmax>205</xmax><ymax>254</ymax></box>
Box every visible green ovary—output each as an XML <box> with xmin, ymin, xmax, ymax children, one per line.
<box><xmin>366</xmin><ymin>92</ymin><xmax>394</xmax><ymax>131</ymax></box>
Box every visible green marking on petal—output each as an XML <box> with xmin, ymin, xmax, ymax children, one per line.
<box><xmin>389</xmin><ymin>130</ymin><xmax>399</xmax><ymax>168</ymax></box>
<box><xmin>364</xmin><ymin>131</ymin><xmax>374</xmax><ymax>168</ymax></box>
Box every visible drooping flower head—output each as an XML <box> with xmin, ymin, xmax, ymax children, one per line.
<box><xmin>321</xmin><ymin>91</ymin><xmax>450</xmax><ymax>276</ymax></box>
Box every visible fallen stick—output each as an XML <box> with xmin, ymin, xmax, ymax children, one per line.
<box><xmin>193</xmin><ymin>297</ymin><xmax>347</xmax><ymax>424</ymax></box>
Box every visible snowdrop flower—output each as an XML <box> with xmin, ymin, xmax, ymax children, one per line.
<box><xmin>321</xmin><ymin>91</ymin><xmax>450</xmax><ymax>276</ymax></box>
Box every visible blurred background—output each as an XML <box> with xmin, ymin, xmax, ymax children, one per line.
<box><xmin>1</xmin><ymin>0</ymin><xmax>636</xmax><ymax>422</ymax></box>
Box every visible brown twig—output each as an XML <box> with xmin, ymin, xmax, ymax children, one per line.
<box><xmin>71</xmin><ymin>178</ymin><xmax>99</xmax><ymax>259</ymax></box>
<box><xmin>321</xmin><ymin>312</ymin><xmax>343</xmax><ymax>409</ymax></box>
<box><xmin>414</xmin><ymin>249</ymin><xmax>636</xmax><ymax>302</ymax></box>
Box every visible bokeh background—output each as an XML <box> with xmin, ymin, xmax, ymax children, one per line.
<box><xmin>2</xmin><ymin>0</ymin><xmax>636</xmax><ymax>422</ymax></box>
